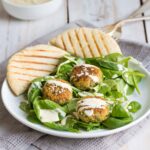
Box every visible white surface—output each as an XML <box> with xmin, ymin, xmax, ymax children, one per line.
<box><xmin>2</xmin><ymin>0</ymin><xmax>62</xmax><ymax>20</ymax></box>
<box><xmin>1</xmin><ymin>61</ymin><xmax>150</xmax><ymax>138</ymax></box>
<box><xmin>0</xmin><ymin>0</ymin><xmax>150</xmax><ymax>148</ymax></box>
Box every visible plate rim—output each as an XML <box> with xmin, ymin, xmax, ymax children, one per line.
<box><xmin>1</xmin><ymin>61</ymin><xmax>150</xmax><ymax>138</ymax></box>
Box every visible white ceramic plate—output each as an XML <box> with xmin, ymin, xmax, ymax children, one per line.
<box><xmin>1</xmin><ymin>60</ymin><xmax>150</xmax><ymax>138</ymax></box>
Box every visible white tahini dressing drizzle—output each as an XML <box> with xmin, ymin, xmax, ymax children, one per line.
<box><xmin>84</xmin><ymin>110</ymin><xmax>93</xmax><ymax>116</ymax></box>
<box><xmin>74</xmin><ymin>64</ymin><xmax>100</xmax><ymax>83</ymax></box>
<box><xmin>39</xmin><ymin>108</ymin><xmax>66</xmax><ymax>123</ymax></box>
<box><xmin>47</xmin><ymin>80</ymin><xmax>72</xmax><ymax>92</ymax></box>
<box><xmin>77</xmin><ymin>98</ymin><xmax>107</xmax><ymax>116</ymax></box>
<box><xmin>89</xmin><ymin>75</ymin><xmax>100</xmax><ymax>83</ymax></box>
<box><xmin>10</xmin><ymin>0</ymin><xmax>50</xmax><ymax>5</ymax></box>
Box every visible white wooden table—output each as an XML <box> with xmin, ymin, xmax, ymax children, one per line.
<box><xmin>0</xmin><ymin>0</ymin><xmax>150</xmax><ymax>149</ymax></box>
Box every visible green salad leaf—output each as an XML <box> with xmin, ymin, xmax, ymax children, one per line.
<box><xmin>56</xmin><ymin>54</ymin><xmax>84</xmax><ymax>80</ymax></box>
<box><xmin>111</xmin><ymin>104</ymin><xmax>130</xmax><ymax>118</ymax></box>
<box><xmin>44</xmin><ymin>122</ymin><xmax>79</xmax><ymax>132</ymax></box>
<box><xmin>122</xmin><ymin>71</ymin><xmax>145</xmax><ymax>94</ymax></box>
<box><xmin>85</xmin><ymin>57</ymin><xmax>124</xmax><ymax>71</ymax></box>
<box><xmin>19</xmin><ymin>53</ymin><xmax>145</xmax><ymax>132</ymax></box>
<box><xmin>63</xmin><ymin>99</ymin><xmax>78</xmax><ymax>113</ymax></box>
<box><xmin>102</xmin><ymin>116</ymin><xmax>133</xmax><ymax>129</ymax></box>
<box><xmin>104</xmin><ymin>53</ymin><xmax>123</xmax><ymax>62</ymax></box>
<box><xmin>33</xmin><ymin>99</ymin><xmax>66</xmax><ymax>123</ymax></box>
<box><xmin>20</xmin><ymin>101</ymin><xmax>32</xmax><ymax>113</ymax></box>
<box><xmin>127</xmin><ymin>101</ymin><xmax>141</xmax><ymax>113</ymax></box>
<box><xmin>75</xmin><ymin>121</ymin><xmax>101</xmax><ymax>131</ymax></box>
<box><xmin>104</xmin><ymin>53</ymin><xmax>131</xmax><ymax>67</ymax></box>
<box><xmin>101</xmin><ymin>68</ymin><xmax>122</xmax><ymax>79</ymax></box>
<box><xmin>27</xmin><ymin>110</ymin><xmax>41</xmax><ymax>124</ymax></box>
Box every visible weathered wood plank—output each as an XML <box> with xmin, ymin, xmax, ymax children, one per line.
<box><xmin>68</xmin><ymin>0</ymin><xmax>146</xmax><ymax>43</ymax></box>
<box><xmin>0</xmin><ymin>2</ymin><xmax>10</xmax><ymax>63</ymax></box>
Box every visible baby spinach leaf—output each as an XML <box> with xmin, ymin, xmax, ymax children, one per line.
<box><xmin>122</xmin><ymin>71</ymin><xmax>145</xmax><ymax>86</ymax></box>
<box><xmin>56</xmin><ymin>54</ymin><xmax>84</xmax><ymax>80</ymax></box>
<box><xmin>101</xmin><ymin>68</ymin><xmax>122</xmax><ymax>79</ymax></box>
<box><xmin>115</xmin><ymin>78</ymin><xmax>134</xmax><ymax>95</ymax></box>
<box><xmin>28</xmin><ymin>88</ymin><xmax>42</xmax><ymax>103</ymax></box>
<box><xmin>102</xmin><ymin>116</ymin><xmax>133</xmax><ymax>129</ymax></box>
<box><xmin>27</xmin><ymin>110</ymin><xmax>41</xmax><ymax>124</ymax></box>
<box><xmin>128</xmin><ymin>101</ymin><xmax>141</xmax><ymax>113</ymax></box>
<box><xmin>118</xmin><ymin>57</ymin><xmax>131</xmax><ymax>67</ymax></box>
<box><xmin>56</xmin><ymin>62</ymin><xmax>74</xmax><ymax>80</ymax></box>
<box><xmin>33</xmin><ymin>99</ymin><xmax>65</xmax><ymax>111</ymax></box>
<box><xmin>101</xmin><ymin>53</ymin><xmax>131</xmax><ymax>67</ymax></box>
<box><xmin>33</xmin><ymin>99</ymin><xmax>67</xmax><ymax>124</ymax></box>
<box><xmin>96</xmin><ymin>83</ymin><xmax>111</xmax><ymax>95</ymax></box>
<box><xmin>85</xmin><ymin>57</ymin><xmax>125</xmax><ymax>71</ymax></box>
<box><xmin>44</xmin><ymin>122</ymin><xmax>79</xmax><ymax>132</ymax></box>
<box><xmin>27</xmin><ymin>81</ymin><xmax>43</xmax><ymax>104</ymax></box>
<box><xmin>76</xmin><ymin>121</ymin><xmax>101</xmax><ymax>131</ymax></box>
<box><xmin>125</xmin><ymin>85</ymin><xmax>135</xmax><ymax>95</ymax></box>
<box><xmin>63</xmin><ymin>99</ymin><xmax>78</xmax><ymax>113</ymax></box>
<box><xmin>19</xmin><ymin>101</ymin><xmax>31</xmax><ymax>113</ymax></box>
<box><xmin>104</xmin><ymin>53</ymin><xmax>123</xmax><ymax>62</ymax></box>
<box><xmin>122</xmin><ymin>71</ymin><xmax>144</xmax><ymax>94</ymax></box>
<box><xmin>102</xmin><ymin>59</ymin><xmax>123</xmax><ymax>70</ymax></box>
<box><xmin>111</xmin><ymin>104</ymin><xmax>130</xmax><ymax>118</ymax></box>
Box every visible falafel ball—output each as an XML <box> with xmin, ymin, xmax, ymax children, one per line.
<box><xmin>77</xmin><ymin>96</ymin><xmax>109</xmax><ymax>123</ymax></box>
<box><xmin>70</xmin><ymin>64</ymin><xmax>103</xmax><ymax>90</ymax></box>
<box><xmin>42</xmin><ymin>79</ymin><xmax>72</xmax><ymax>105</ymax></box>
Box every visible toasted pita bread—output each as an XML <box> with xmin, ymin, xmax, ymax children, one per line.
<box><xmin>50</xmin><ymin>27</ymin><xmax>121</xmax><ymax>58</ymax></box>
<box><xmin>7</xmin><ymin>45</ymin><xmax>67</xmax><ymax>96</ymax></box>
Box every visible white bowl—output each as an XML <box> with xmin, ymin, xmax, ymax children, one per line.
<box><xmin>1</xmin><ymin>0</ymin><xmax>62</xmax><ymax>20</ymax></box>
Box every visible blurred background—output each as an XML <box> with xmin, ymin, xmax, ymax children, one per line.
<box><xmin>0</xmin><ymin>0</ymin><xmax>150</xmax><ymax>59</ymax></box>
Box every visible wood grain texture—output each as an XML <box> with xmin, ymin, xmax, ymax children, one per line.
<box><xmin>142</xmin><ymin>0</ymin><xmax>150</xmax><ymax>43</ymax></box>
<box><xmin>68</xmin><ymin>0</ymin><xmax>146</xmax><ymax>43</ymax></box>
<box><xmin>0</xmin><ymin>0</ymin><xmax>67</xmax><ymax>61</ymax></box>
<box><xmin>0</xmin><ymin>0</ymin><xmax>150</xmax><ymax>150</ymax></box>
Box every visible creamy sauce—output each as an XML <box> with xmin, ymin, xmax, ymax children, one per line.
<box><xmin>74</xmin><ymin>64</ymin><xmax>100</xmax><ymax>83</ymax></box>
<box><xmin>89</xmin><ymin>75</ymin><xmax>100</xmax><ymax>82</ymax></box>
<box><xmin>77</xmin><ymin>98</ymin><xmax>107</xmax><ymax>116</ymax></box>
<box><xmin>39</xmin><ymin>108</ymin><xmax>66</xmax><ymax>123</ymax></box>
<box><xmin>10</xmin><ymin>0</ymin><xmax>50</xmax><ymax>5</ymax></box>
<box><xmin>84</xmin><ymin>110</ymin><xmax>93</xmax><ymax>116</ymax></box>
<box><xmin>47</xmin><ymin>80</ymin><xmax>72</xmax><ymax>92</ymax></box>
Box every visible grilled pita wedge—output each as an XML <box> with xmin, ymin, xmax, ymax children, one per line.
<box><xmin>50</xmin><ymin>27</ymin><xmax>121</xmax><ymax>58</ymax></box>
<box><xmin>7</xmin><ymin>45</ymin><xmax>67</xmax><ymax>96</ymax></box>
